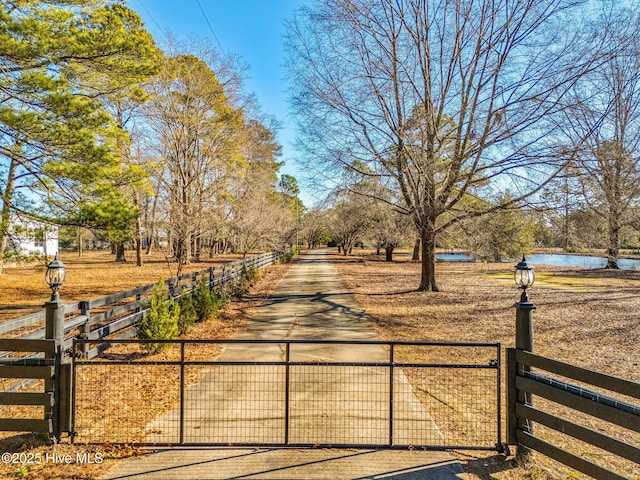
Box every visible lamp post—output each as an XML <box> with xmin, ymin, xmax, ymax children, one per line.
<box><xmin>45</xmin><ymin>254</ymin><xmax>66</xmax><ymax>301</ymax></box>
<box><xmin>45</xmin><ymin>254</ymin><xmax>66</xmax><ymax>440</ymax></box>
<box><xmin>45</xmin><ymin>253</ymin><xmax>66</xmax><ymax>345</ymax></box>
<box><xmin>514</xmin><ymin>255</ymin><xmax>535</xmax><ymax>457</ymax></box>
<box><xmin>514</xmin><ymin>255</ymin><xmax>535</xmax><ymax>353</ymax></box>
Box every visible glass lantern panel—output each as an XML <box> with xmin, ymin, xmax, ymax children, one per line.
<box><xmin>514</xmin><ymin>268</ymin><xmax>534</xmax><ymax>288</ymax></box>
<box><xmin>46</xmin><ymin>266</ymin><xmax>66</xmax><ymax>287</ymax></box>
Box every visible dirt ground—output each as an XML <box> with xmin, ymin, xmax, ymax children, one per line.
<box><xmin>332</xmin><ymin>249</ymin><xmax>639</xmax><ymax>480</ymax></box>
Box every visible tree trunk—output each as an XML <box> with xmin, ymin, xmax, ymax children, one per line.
<box><xmin>419</xmin><ymin>226</ymin><xmax>438</xmax><ymax>291</ymax></box>
<box><xmin>144</xmin><ymin>191</ymin><xmax>157</xmax><ymax>255</ymax></box>
<box><xmin>175</xmin><ymin>238</ymin><xmax>186</xmax><ymax>269</ymax></box>
<box><xmin>134</xmin><ymin>215</ymin><xmax>143</xmax><ymax>267</ymax></box>
<box><xmin>194</xmin><ymin>235</ymin><xmax>202</xmax><ymax>261</ymax></box>
<box><xmin>385</xmin><ymin>245</ymin><xmax>394</xmax><ymax>262</ymax></box>
<box><xmin>134</xmin><ymin>237</ymin><xmax>143</xmax><ymax>266</ymax></box>
<box><xmin>115</xmin><ymin>242</ymin><xmax>127</xmax><ymax>262</ymax></box>
<box><xmin>562</xmin><ymin>196</ymin><xmax>570</xmax><ymax>252</ymax></box>
<box><xmin>0</xmin><ymin>155</ymin><xmax>18</xmax><ymax>275</ymax></box>
<box><xmin>167</xmin><ymin>230</ymin><xmax>173</xmax><ymax>257</ymax></box>
<box><xmin>185</xmin><ymin>233</ymin><xmax>192</xmax><ymax>265</ymax></box>
<box><xmin>411</xmin><ymin>237</ymin><xmax>420</xmax><ymax>261</ymax></box>
<box><xmin>145</xmin><ymin>235</ymin><xmax>153</xmax><ymax>255</ymax></box>
<box><xmin>175</xmin><ymin>237</ymin><xmax>185</xmax><ymax>276</ymax></box>
<box><xmin>78</xmin><ymin>227</ymin><xmax>83</xmax><ymax>257</ymax></box>
<box><xmin>607</xmin><ymin>215</ymin><xmax>620</xmax><ymax>269</ymax></box>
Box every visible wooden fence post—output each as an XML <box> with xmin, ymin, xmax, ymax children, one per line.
<box><xmin>45</xmin><ymin>295</ymin><xmax>65</xmax><ymax>441</ymax></box>
<box><xmin>514</xmin><ymin>296</ymin><xmax>535</xmax><ymax>458</ymax></box>
<box><xmin>506</xmin><ymin>347</ymin><xmax>517</xmax><ymax>445</ymax></box>
<box><xmin>79</xmin><ymin>301</ymin><xmax>90</xmax><ymax>357</ymax></box>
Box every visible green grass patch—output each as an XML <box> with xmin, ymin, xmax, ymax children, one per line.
<box><xmin>483</xmin><ymin>270</ymin><xmax>603</xmax><ymax>291</ymax></box>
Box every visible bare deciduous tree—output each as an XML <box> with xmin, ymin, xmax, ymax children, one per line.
<box><xmin>228</xmin><ymin>120</ymin><xmax>293</xmax><ymax>255</ymax></box>
<box><xmin>369</xmin><ymin>202</ymin><xmax>413</xmax><ymax>262</ymax></box>
<box><xmin>560</xmin><ymin>6</ymin><xmax>640</xmax><ymax>268</ymax></box>
<box><xmin>326</xmin><ymin>193</ymin><xmax>373</xmax><ymax>256</ymax></box>
<box><xmin>300</xmin><ymin>209</ymin><xmax>329</xmax><ymax>249</ymax></box>
<box><xmin>145</xmin><ymin>53</ymin><xmax>243</xmax><ymax>274</ymax></box>
<box><xmin>287</xmin><ymin>0</ymin><xmax>593</xmax><ymax>290</ymax></box>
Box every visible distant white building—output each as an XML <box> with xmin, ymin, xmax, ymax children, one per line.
<box><xmin>7</xmin><ymin>215</ymin><xmax>59</xmax><ymax>257</ymax></box>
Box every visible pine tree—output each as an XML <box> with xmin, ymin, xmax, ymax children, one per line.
<box><xmin>0</xmin><ymin>1</ymin><xmax>158</xmax><ymax>273</ymax></box>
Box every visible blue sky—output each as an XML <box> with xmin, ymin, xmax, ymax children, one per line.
<box><xmin>127</xmin><ymin>0</ymin><xmax>312</xmax><ymax>203</ymax></box>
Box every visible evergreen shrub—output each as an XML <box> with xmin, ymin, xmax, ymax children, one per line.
<box><xmin>137</xmin><ymin>279</ymin><xmax>180</xmax><ymax>353</ymax></box>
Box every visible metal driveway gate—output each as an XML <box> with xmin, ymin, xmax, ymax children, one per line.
<box><xmin>72</xmin><ymin>339</ymin><xmax>503</xmax><ymax>451</ymax></box>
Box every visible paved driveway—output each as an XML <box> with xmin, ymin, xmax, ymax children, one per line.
<box><xmin>101</xmin><ymin>250</ymin><xmax>464</xmax><ymax>480</ymax></box>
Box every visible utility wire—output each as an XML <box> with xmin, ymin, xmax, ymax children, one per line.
<box><xmin>195</xmin><ymin>0</ymin><xmax>227</xmax><ymax>57</ymax></box>
<box><xmin>134</xmin><ymin>0</ymin><xmax>171</xmax><ymax>43</ymax></box>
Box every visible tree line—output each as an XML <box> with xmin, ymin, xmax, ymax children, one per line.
<box><xmin>300</xmin><ymin>188</ymin><xmax>640</xmax><ymax>265</ymax></box>
<box><xmin>0</xmin><ymin>0</ymin><xmax>298</xmax><ymax>276</ymax></box>
<box><xmin>287</xmin><ymin>0</ymin><xmax>640</xmax><ymax>290</ymax></box>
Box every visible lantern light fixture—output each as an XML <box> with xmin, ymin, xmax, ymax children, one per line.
<box><xmin>45</xmin><ymin>253</ymin><xmax>66</xmax><ymax>301</ymax></box>
<box><xmin>514</xmin><ymin>255</ymin><xmax>534</xmax><ymax>303</ymax></box>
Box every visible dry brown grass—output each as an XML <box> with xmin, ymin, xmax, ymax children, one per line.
<box><xmin>332</xmin><ymin>249</ymin><xmax>640</xmax><ymax>480</ymax></box>
<box><xmin>73</xmin><ymin>260</ymin><xmax>293</xmax><ymax>445</ymax></box>
<box><xmin>0</xmin><ymin>250</ymin><xmax>246</xmax><ymax>323</ymax></box>
<box><xmin>2</xmin><ymin>249</ymin><xmax>638</xmax><ymax>478</ymax></box>
<box><xmin>0</xmin><ymin>258</ymin><xmax>293</xmax><ymax>480</ymax></box>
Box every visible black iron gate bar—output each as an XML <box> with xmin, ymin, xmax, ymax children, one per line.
<box><xmin>71</xmin><ymin>339</ymin><xmax>502</xmax><ymax>450</ymax></box>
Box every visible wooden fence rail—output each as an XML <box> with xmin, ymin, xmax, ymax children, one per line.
<box><xmin>0</xmin><ymin>339</ymin><xmax>56</xmax><ymax>435</ymax></box>
<box><xmin>1</xmin><ymin>251</ymin><xmax>285</xmax><ymax>349</ymax></box>
<box><xmin>507</xmin><ymin>348</ymin><xmax>640</xmax><ymax>480</ymax></box>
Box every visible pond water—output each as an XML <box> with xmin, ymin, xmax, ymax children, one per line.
<box><xmin>435</xmin><ymin>252</ymin><xmax>640</xmax><ymax>270</ymax></box>
<box><xmin>435</xmin><ymin>252</ymin><xmax>475</xmax><ymax>262</ymax></box>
